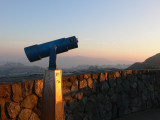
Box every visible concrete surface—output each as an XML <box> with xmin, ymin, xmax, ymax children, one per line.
<box><xmin>116</xmin><ymin>109</ymin><xmax>160</xmax><ymax>120</ymax></box>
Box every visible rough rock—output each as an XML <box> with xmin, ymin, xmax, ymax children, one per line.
<box><xmin>92</xmin><ymin>73</ymin><xmax>99</xmax><ymax>80</ymax></box>
<box><xmin>108</xmin><ymin>72</ymin><xmax>115</xmax><ymax>79</ymax></box>
<box><xmin>6</xmin><ymin>102</ymin><xmax>20</xmax><ymax>119</ymax></box>
<box><xmin>87</xmin><ymin>78</ymin><xmax>93</xmax><ymax>89</ymax></box>
<box><xmin>71</xmin><ymin>79</ymin><xmax>78</xmax><ymax>91</ymax></box>
<box><xmin>104</xmin><ymin>101</ymin><xmax>112</xmax><ymax>111</ymax></box>
<box><xmin>101</xmin><ymin>82</ymin><xmax>109</xmax><ymax>93</ymax></box>
<box><xmin>12</xmin><ymin>83</ymin><xmax>23</xmax><ymax>102</ymax></box>
<box><xmin>115</xmin><ymin>72</ymin><xmax>121</xmax><ymax>78</ymax></box>
<box><xmin>22</xmin><ymin>81</ymin><xmax>34</xmax><ymax>98</ymax></box>
<box><xmin>0</xmin><ymin>84</ymin><xmax>11</xmax><ymax>99</ymax></box>
<box><xmin>108</xmin><ymin>79</ymin><xmax>116</xmax><ymax>87</ymax></box>
<box><xmin>105</xmin><ymin>72</ymin><xmax>108</xmax><ymax>80</ymax></box>
<box><xmin>33</xmin><ymin>107</ymin><xmax>41</xmax><ymax>118</ymax></box>
<box><xmin>69</xmin><ymin>76</ymin><xmax>77</xmax><ymax>83</ymax></box>
<box><xmin>63</xmin><ymin>80</ymin><xmax>72</xmax><ymax>88</ymax></box>
<box><xmin>79</xmin><ymin>79</ymin><xmax>87</xmax><ymax>89</ymax></box>
<box><xmin>29</xmin><ymin>112</ymin><xmax>40</xmax><ymax>120</ymax></box>
<box><xmin>77</xmin><ymin>75</ymin><xmax>84</xmax><ymax>80</ymax></box>
<box><xmin>18</xmin><ymin>109</ymin><xmax>32</xmax><ymax>120</ymax></box>
<box><xmin>21</xmin><ymin>94</ymin><xmax>38</xmax><ymax>109</ymax></box>
<box><xmin>0</xmin><ymin>98</ymin><xmax>9</xmax><ymax>120</ymax></box>
<box><xmin>34</xmin><ymin>80</ymin><xmax>43</xmax><ymax>97</ymax></box>
<box><xmin>84</xmin><ymin>74</ymin><xmax>91</xmax><ymax>79</ymax></box>
<box><xmin>75</xmin><ymin>92</ymin><xmax>83</xmax><ymax>100</ymax></box>
<box><xmin>63</xmin><ymin>87</ymin><xmax>71</xmax><ymax>95</ymax></box>
<box><xmin>100</xmin><ymin>73</ymin><xmax>105</xmax><ymax>82</ymax></box>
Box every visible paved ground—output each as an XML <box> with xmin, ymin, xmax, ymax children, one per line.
<box><xmin>116</xmin><ymin>109</ymin><xmax>160</xmax><ymax>120</ymax></box>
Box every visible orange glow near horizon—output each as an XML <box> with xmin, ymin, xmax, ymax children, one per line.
<box><xmin>0</xmin><ymin>40</ymin><xmax>159</xmax><ymax>63</ymax></box>
<box><xmin>1</xmin><ymin>37</ymin><xmax>160</xmax><ymax>64</ymax></box>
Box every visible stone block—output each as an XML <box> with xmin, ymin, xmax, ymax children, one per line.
<box><xmin>69</xmin><ymin>76</ymin><xmax>77</xmax><ymax>83</ymax></box>
<box><xmin>131</xmin><ymin>107</ymin><xmax>141</xmax><ymax>112</ymax></box>
<box><xmin>105</xmin><ymin>72</ymin><xmax>108</xmax><ymax>80</ymax></box>
<box><xmin>79</xmin><ymin>79</ymin><xmax>87</xmax><ymax>89</ymax></box>
<box><xmin>21</xmin><ymin>94</ymin><xmax>38</xmax><ymax>109</ymax></box>
<box><xmin>18</xmin><ymin>109</ymin><xmax>32</xmax><ymax>120</ymax></box>
<box><xmin>87</xmin><ymin>78</ymin><xmax>93</xmax><ymax>89</ymax></box>
<box><xmin>126</xmin><ymin>70</ymin><xmax>133</xmax><ymax>75</ymax></box>
<box><xmin>77</xmin><ymin>75</ymin><xmax>84</xmax><ymax>81</ymax></box>
<box><xmin>33</xmin><ymin>107</ymin><xmax>41</xmax><ymax>118</ymax></box>
<box><xmin>0</xmin><ymin>98</ymin><xmax>9</xmax><ymax>120</ymax></box>
<box><xmin>108</xmin><ymin>79</ymin><xmax>116</xmax><ymax>87</ymax></box>
<box><xmin>12</xmin><ymin>83</ymin><xmax>23</xmax><ymax>102</ymax></box>
<box><xmin>130</xmin><ymin>82</ymin><xmax>137</xmax><ymax>89</ymax></box>
<box><xmin>63</xmin><ymin>87</ymin><xmax>71</xmax><ymax>95</ymax></box>
<box><xmin>122</xmin><ymin>70</ymin><xmax>133</xmax><ymax>76</ymax></box>
<box><xmin>100</xmin><ymin>73</ymin><xmax>105</xmax><ymax>82</ymax></box>
<box><xmin>114</xmin><ymin>72</ymin><xmax>121</xmax><ymax>78</ymax></box>
<box><xmin>96</xmin><ymin>93</ymin><xmax>104</xmax><ymax>102</ymax></box>
<box><xmin>29</xmin><ymin>112</ymin><xmax>40</xmax><ymax>120</ymax></box>
<box><xmin>63</xmin><ymin>80</ymin><xmax>72</xmax><ymax>88</ymax></box>
<box><xmin>121</xmin><ymin>79</ymin><xmax>130</xmax><ymax>92</ymax></box>
<box><xmin>92</xmin><ymin>73</ymin><xmax>99</xmax><ymax>80</ymax></box>
<box><xmin>104</xmin><ymin>101</ymin><xmax>112</xmax><ymax>111</ymax></box>
<box><xmin>71</xmin><ymin>79</ymin><xmax>78</xmax><ymax>92</ymax></box>
<box><xmin>0</xmin><ymin>84</ymin><xmax>11</xmax><ymax>99</ymax></box>
<box><xmin>110</xmin><ymin>94</ymin><xmax>118</xmax><ymax>103</ymax></box>
<box><xmin>34</xmin><ymin>80</ymin><xmax>43</xmax><ymax>97</ymax></box>
<box><xmin>84</xmin><ymin>74</ymin><xmax>91</xmax><ymax>79</ymax></box>
<box><xmin>63</xmin><ymin>96</ymin><xmax>72</xmax><ymax>102</ymax></box>
<box><xmin>101</xmin><ymin>82</ymin><xmax>109</xmax><ymax>93</ymax></box>
<box><xmin>22</xmin><ymin>81</ymin><xmax>34</xmax><ymax>97</ymax></box>
<box><xmin>75</xmin><ymin>92</ymin><xmax>83</xmax><ymax>100</ymax></box>
<box><xmin>6</xmin><ymin>102</ymin><xmax>20</xmax><ymax>119</ymax></box>
<box><xmin>62</xmin><ymin>76</ymin><xmax>69</xmax><ymax>81</ymax></box>
<box><xmin>108</xmin><ymin>72</ymin><xmax>115</xmax><ymax>79</ymax></box>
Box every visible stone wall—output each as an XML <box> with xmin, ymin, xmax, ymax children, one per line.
<box><xmin>0</xmin><ymin>70</ymin><xmax>160</xmax><ymax>120</ymax></box>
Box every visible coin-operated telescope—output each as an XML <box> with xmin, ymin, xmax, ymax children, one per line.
<box><xmin>24</xmin><ymin>36</ymin><xmax>78</xmax><ymax>70</ymax></box>
<box><xmin>24</xmin><ymin>36</ymin><xmax>78</xmax><ymax>120</ymax></box>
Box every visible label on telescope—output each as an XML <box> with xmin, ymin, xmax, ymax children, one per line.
<box><xmin>55</xmin><ymin>70</ymin><xmax>64</xmax><ymax>120</ymax></box>
<box><xmin>55</xmin><ymin>70</ymin><xmax>62</xmax><ymax>103</ymax></box>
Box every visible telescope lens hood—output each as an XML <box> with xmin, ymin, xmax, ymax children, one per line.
<box><xmin>67</xmin><ymin>36</ymin><xmax>78</xmax><ymax>49</ymax></box>
<box><xmin>24</xmin><ymin>45</ymin><xmax>41</xmax><ymax>62</ymax></box>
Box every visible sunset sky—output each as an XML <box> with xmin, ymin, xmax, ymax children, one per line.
<box><xmin>0</xmin><ymin>0</ymin><xmax>160</xmax><ymax>66</ymax></box>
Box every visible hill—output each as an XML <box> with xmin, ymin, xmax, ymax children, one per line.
<box><xmin>144</xmin><ymin>53</ymin><xmax>160</xmax><ymax>66</ymax></box>
<box><xmin>128</xmin><ymin>53</ymin><xmax>160</xmax><ymax>70</ymax></box>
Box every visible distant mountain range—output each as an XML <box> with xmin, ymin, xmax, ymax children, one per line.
<box><xmin>1</xmin><ymin>53</ymin><xmax>159</xmax><ymax>77</ymax></box>
<box><xmin>128</xmin><ymin>53</ymin><xmax>160</xmax><ymax>70</ymax></box>
<box><xmin>0</xmin><ymin>63</ymin><xmax>45</xmax><ymax>77</ymax></box>
<box><xmin>0</xmin><ymin>62</ymin><xmax>130</xmax><ymax>77</ymax></box>
<box><xmin>63</xmin><ymin>64</ymin><xmax>130</xmax><ymax>76</ymax></box>
<box><xmin>0</xmin><ymin>55</ymin><xmax>133</xmax><ymax>69</ymax></box>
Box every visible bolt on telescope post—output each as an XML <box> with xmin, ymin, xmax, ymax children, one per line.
<box><xmin>24</xmin><ymin>36</ymin><xmax>78</xmax><ymax>120</ymax></box>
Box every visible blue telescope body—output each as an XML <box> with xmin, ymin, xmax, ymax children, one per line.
<box><xmin>24</xmin><ymin>36</ymin><xmax>78</xmax><ymax>70</ymax></box>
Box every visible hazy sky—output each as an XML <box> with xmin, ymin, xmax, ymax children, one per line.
<box><xmin>1</xmin><ymin>0</ymin><xmax>160</xmax><ymax>65</ymax></box>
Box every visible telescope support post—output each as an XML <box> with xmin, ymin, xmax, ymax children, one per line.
<box><xmin>42</xmin><ymin>70</ymin><xmax>65</xmax><ymax>120</ymax></box>
<box><xmin>49</xmin><ymin>46</ymin><xmax>57</xmax><ymax>70</ymax></box>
